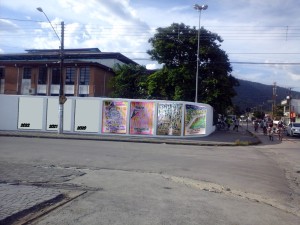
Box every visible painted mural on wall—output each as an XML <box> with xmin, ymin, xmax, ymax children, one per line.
<box><xmin>102</xmin><ymin>100</ymin><xmax>128</xmax><ymax>134</ymax></box>
<box><xmin>129</xmin><ymin>102</ymin><xmax>154</xmax><ymax>135</ymax></box>
<box><xmin>156</xmin><ymin>103</ymin><xmax>182</xmax><ymax>136</ymax></box>
<box><xmin>184</xmin><ymin>104</ymin><xmax>206</xmax><ymax>135</ymax></box>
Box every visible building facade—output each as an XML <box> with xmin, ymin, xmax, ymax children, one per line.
<box><xmin>282</xmin><ymin>98</ymin><xmax>300</xmax><ymax>123</ymax></box>
<box><xmin>0</xmin><ymin>48</ymin><xmax>137</xmax><ymax>97</ymax></box>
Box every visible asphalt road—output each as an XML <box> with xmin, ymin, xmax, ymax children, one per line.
<box><xmin>0</xmin><ymin>131</ymin><xmax>299</xmax><ymax>225</ymax></box>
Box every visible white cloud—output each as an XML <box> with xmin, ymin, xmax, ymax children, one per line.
<box><xmin>1</xmin><ymin>0</ymin><xmax>300</xmax><ymax>91</ymax></box>
<box><xmin>146</xmin><ymin>64</ymin><xmax>157</xmax><ymax>70</ymax></box>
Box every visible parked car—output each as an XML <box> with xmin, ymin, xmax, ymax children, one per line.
<box><xmin>286</xmin><ymin>122</ymin><xmax>300</xmax><ymax>136</ymax></box>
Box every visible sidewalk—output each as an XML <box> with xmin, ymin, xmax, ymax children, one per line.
<box><xmin>0</xmin><ymin>184</ymin><xmax>63</xmax><ymax>225</ymax></box>
<box><xmin>0</xmin><ymin>127</ymin><xmax>260</xmax><ymax>146</ymax></box>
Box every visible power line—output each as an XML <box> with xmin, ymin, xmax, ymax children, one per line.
<box><xmin>2</xmin><ymin>18</ymin><xmax>300</xmax><ymax>36</ymax></box>
<box><xmin>230</xmin><ymin>62</ymin><xmax>300</xmax><ymax>65</ymax></box>
<box><xmin>0</xmin><ymin>17</ymin><xmax>43</xmax><ymax>22</ymax></box>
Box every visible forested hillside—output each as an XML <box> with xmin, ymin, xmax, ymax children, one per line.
<box><xmin>232</xmin><ymin>79</ymin><xmax>300</xmax><ymax>112</ymax></box>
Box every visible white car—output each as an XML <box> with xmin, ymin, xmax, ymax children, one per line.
<box><xmin>286</xmin><ymin>122</ymin><xmax>300</xmax><ymax>136</ymax></box>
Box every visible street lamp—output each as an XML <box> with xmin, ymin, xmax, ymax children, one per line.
<box><xmin>193</xmin><ymin>4</ymin><xmax>208</xmax><ymax>103</ymax></box>
<box><xmin>37</xmin><ymin>7</ymin><xmax>66</xmax><ymax>134</ymax></box>
<box><xmin>286</xmin><ymin>95</ymin><xmax>292</xmax><ymax>123</ymax></box>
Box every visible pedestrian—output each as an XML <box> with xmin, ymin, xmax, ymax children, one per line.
<box><xmin>262</xmin><ymin>120</ymin><xmax>267</xmax><ymax>135</ymax></box>
<box><xmin>233</xmin><ymin>119</ymin><xmax>239</xmax><ymax>132</ymax></box>
<box><xmin>225</xmin><ymin>117</ymin><xmax>230</xmax><ymax>131</ymax></box>
<box><xmin>254</xmin><ymin>120</ymin><xmax>259</xmax><ymax>132</ymax></box>
<box><xmin>268</xmin><ymin>126</ymin><xmax>274</xmax><ymax>141</ymax></box>
<box><xmin>278</xmin><ymin>126</ymin><xmax>283</xmax><ymax>141</ymax></box>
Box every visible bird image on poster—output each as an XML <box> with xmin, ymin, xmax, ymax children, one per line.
<box><xmin>102</xmin><ymin>100</ymin><xmax>128</xmax><ymax>134</ymax></box>
<box><xmin>129</xmin><ymin>102</ymin><xmax>154</xmax><ymax>135</ymax></box>
<box><xmin>156</xmin><ymin>103</ymin><xmax>182</xmax><ymax>136</ymax></box>
<box><xmin>184</xmin><ymin>104</ymin><xmax>206</xmax><ymax>135</ymax></box>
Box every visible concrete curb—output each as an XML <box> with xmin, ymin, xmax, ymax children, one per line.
<box><xmin>0</xmin><ymin>130</ymin><xmax>260</xmax><ymax>146</ymax></box>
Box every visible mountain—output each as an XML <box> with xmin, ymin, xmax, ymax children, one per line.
<box><xmin>232</xmin><ymin>79</ymin><xmax>300</xmax><ymax>113</ymax></box>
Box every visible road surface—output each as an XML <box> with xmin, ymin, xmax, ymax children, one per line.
<box><xmin>0</xmin><ymin>132</ymin><xmax>299</xmax><ymax>225</ymax></box>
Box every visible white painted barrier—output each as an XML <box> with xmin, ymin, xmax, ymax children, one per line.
<box><xmin>0</xmin><ymin>95</ymin><xmax>215</xmax><ymax>137</ymax></box>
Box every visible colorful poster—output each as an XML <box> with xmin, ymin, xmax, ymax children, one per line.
<box><xmin>156</xmin><ymin>103</ymin><xmax>182</xmax><ymax>136</ymax></box>
<box><xmin>102</xmin><ymin>100</ymin><xmax>128</xmax><ymax>134</ymax></box>
<box><xmin>184</xmin><ymin>104</ymin><xmax>206</xmax><ymax>135</ymax></box>
<box><xmin>129</xmin><ymin>102</ymin><xmax>154</xmax><ymax>135</ymax></box>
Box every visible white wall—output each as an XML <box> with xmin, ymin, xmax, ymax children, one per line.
<box><xmin>0</xmin><ymin>95</ymin><xmax>19</xmax><ymax>130</ymax></box>
<box><xmin>0</xmin><ymin>95</ymin><xmax>215</xmax><ymax>137</ymax></box>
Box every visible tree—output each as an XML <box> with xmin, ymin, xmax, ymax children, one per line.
<box><xmin>147</xmin><ymin>66</ymin><xmax>194</xmax><ymax>101</ymax></box>
<box><xmin>109</xmin><ymin>64</ymin><xmax>148</xmax><ymax>99</ymax></box>
<box><xmin>147</xmin><ymin>23</ymin><xmax>239</xmax><ymax>114</ymax></box>
<box><xmin>253</xmin><ymin>111</ymin><xmax>265</xmax><ymax>119</ymax></box>
<box><xmin>273</xmin><ymin>105</ymin><xmax>284</xmax><ymax>120</ymax></box>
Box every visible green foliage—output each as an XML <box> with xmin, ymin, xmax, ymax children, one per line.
<box><xmin>232</xmin><ymin>79</ymin><xmax>300</xmax><ymax>114</ymax></box>
<box><xmin>147</xmin><ymin>23</ymin><xmax>238</xmax><ymax>114</ymax></box>
<box><xmin>147</xmin><ymin>66</ymin><xmax>194</xmax><ymax>101</ymax></box>
<box><xmin>253</xmin><ymin>111</ymin><xmax>265</xmax><ymax>119</ymax></box>
<box><xmin>110</xmin><ymin>23</ymin><xmax>239</xmax><ymax>115</ymax></box>
<box><xmin>274</xmin><ymin>105</ymin><xmax>284</xmax><ymax>119</ymax></box>
<box><xmin>109</xmin><ymin>64</ymin><xmax>148</xmax><ymax>99</ymax></box>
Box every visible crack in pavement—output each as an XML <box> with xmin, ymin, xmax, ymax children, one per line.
<box><xmin>53</xmin><ymin>166</ymin><xmax>300</xmax><ymax>218</ymax></box>
<box><xmin>65</xmin><ymin>166</ymin><xmax>300</xmax><ymax>218</ymax></box>
<box><xmin>3</xmin><ymin>161</ymin><xmax>300</xmax><ymax>221</ymax></box>
<box><xmin>162</xmin><ymin>175</ymin><xmax>300</xmax><ymax>218</ymax></box>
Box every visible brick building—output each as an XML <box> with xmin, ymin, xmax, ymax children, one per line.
<box><xmin>0</xmin><ymin>48</ymin><xmax>137</xmax><ymax>97</ymax></box>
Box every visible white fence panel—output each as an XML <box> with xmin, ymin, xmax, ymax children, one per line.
<box><xmin>46</xmin><ymin>98</ymin><xmax>73</xmax><ymax>131</ymax></box>
<box><xmin>18</xmin><ymin>97</ymin><xmax>44</xmax><ymax>130</ymax></box>
<box><xmin>74</xmin><ymin>99</ymin><xmax>101</xmax><ymax>133</ymax></box>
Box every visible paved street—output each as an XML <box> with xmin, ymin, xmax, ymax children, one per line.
<box><xmin>0</xmin><ymin>128</ymin><xmax>299</xmax><ymax>224</ymax></box>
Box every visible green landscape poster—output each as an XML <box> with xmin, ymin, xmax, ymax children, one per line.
<box><xmin>184</xmin><ymin>104</ymin><xmax>206</xmax><ymax>135</ymax></box>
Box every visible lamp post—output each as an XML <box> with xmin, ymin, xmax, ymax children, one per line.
<box><xmin>287</xmin><ymin>95</ymin><xmax>292</xmax><ymax>123</ymax></box>
<box><xmin>37</xmin><ymin>7</ymin><xmax>66</xmax><ymax>134</ymax></box>
<box><xmin>193</xmin><ymin>4</ymin><xmax>208</xmax><ymax>103</ymax></box>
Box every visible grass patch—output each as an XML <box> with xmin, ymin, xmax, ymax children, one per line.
<box><xmin>235</xmin><ymin>139</ymin><xmax>250</xmax><ymax>146</ymax></box>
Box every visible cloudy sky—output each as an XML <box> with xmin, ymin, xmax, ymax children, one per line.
<box><xmin>1</xmin><ymin>0</ymin><xmax>300</xmax><ymax>92</ymax></box>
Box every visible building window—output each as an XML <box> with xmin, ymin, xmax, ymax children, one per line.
<box><xmin>38</xmin><ymin>67</ymin><xmax>47</xmax><ymax>84</ymax></box>
<box><xmin>80</xmin><ymin>67</ymin><xmax>90</xmax><ymax>85</ymax></box>
<box><xmin>52</xmin><ymin>68</ymin><xmax>60</xmax><ymax>84</ymax></box>
<box><xmin>23</xmin><ymin>67</ymin><xmax>32</xmax><ymax>79</ymax></box>
<box><xmin>0</xmin><ymin>67</ymin><xmax>5</xmax><ymax>79</ymax></box>
<box><xmin>66</xmin><ymin>67</ymin><xmax>76</xmax><ymax>85</ymax></box>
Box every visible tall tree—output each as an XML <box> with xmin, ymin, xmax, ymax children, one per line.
<box><xmin>109</xmin><ymin>64</ymin><xmax>148</xmax><ymax>99</ymax></box>
<box><xmin>147</xmin><ymin>23</ymin><xmax>239</xmax><ymax>114</ymax></box>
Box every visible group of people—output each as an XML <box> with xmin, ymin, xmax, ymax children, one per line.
<box><xmin>254</xmin><ymin>119</ymin><xmax>284</xmax><ymax>141</ymax></box>
<box><xmin>218</xmin><ymin>115</ymin><xmax>286</xmax><ymax>141</ymax></box>
<box><xmin>217</xmin><ymin>116</ymin><xmax>240</xmax><ymax>131</ymax></box>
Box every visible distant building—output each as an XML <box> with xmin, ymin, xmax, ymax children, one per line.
<box><xmin>281</xmin><ymin>98</ymin><xmax>300</xmax><ymax>123</ymax></box>
<box><xmin>0</xmin><ymin>48</ymin><xmax>137</xmax><ymax>97</ymax></box>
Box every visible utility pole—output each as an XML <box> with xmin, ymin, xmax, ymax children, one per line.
<box><xmin>37</xmin><ymin>8</ymin><xmax>66</xmax><ymax>134</ymax></box>
<box><xmin>272</xmin><ymin>82</ymin><xmax>277</xmax><ymax>119</ymax></box>
<box><xmin>288</xmin><ymin>87</ymin><xmax>293</xmax><ymax>123</ymax></box>
<box><xmin>58</xmin><ymin>21</ymin><xmax>66</xmax><ymax>134</ymax></box>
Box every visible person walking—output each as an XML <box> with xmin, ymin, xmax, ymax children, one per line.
<box><xmin>262</xmin><ymin>120</ymin><xmax>267</xmax><ymax>135</ymax></box>
<box><xmin>254</xmin><ymin>120</ymin><xmax>259</xmax><ymax>132</ymax></box>
<box><xmin>268</xmin><ymin>126</ymin><xmax>274</xmax><ymax>141</ymax></box>
<box><xmin>233</xmin><ymin>119</ymin><xmax>239</xmax><ymax>132</ymax></box>
<box><xmin>277</xmin><ymin>121</ymin><xmax>284</xmax><ymax>141</ymax></box>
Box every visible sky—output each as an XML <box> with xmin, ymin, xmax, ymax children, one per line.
<box><xmin>1</xmin><ymin>0</ymin><xmax>300</xmax><ymax>94</ymax></box>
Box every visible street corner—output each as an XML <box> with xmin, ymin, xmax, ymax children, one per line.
<box><xmin>211</xmin><ymin>128</ymin><xmax>261</xmax><ymax>146</ymax></box>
